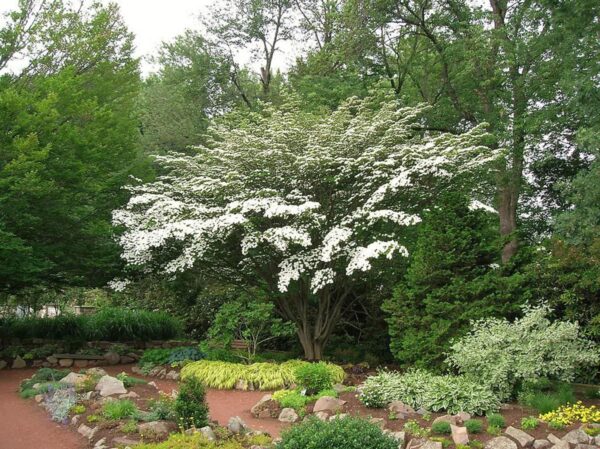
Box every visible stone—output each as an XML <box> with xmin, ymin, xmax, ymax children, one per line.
<box><xmin>165</xmin><ymin>370</ymin><xmax>179</xmax><ymax>381</ymax></box>
<box><xmin>86</xmin><ymin>367</ymin><xmax>108</xmax><ymax>377</ymax></box>
<box><xmin>314</xmin><ymin>411</ymin><xmax>329</xmax><ymax>421</ymax></box>
<box><xmin>200</xmin><ymin>426</ymin><xmax>216</xmax><ymax>441</ymax></box>
<box><xmin>78</xmin><ymin>424</ymin><xmax>97</xmax><ymax>440</ymax></box>
<box><xmin>71</xmin><ymin>415</ymin><xmax>80</xmax><ymax>425</ymax></box>
<box><xmin>0</xmin><ymin>360</ymin><xmax>7</xmax><ymax>370</ymax></box>
<box><xmin>550</xmin><ymin>442</ymin><xmax>570</xmax><ymax>449</ymax></box>
<box><xmin>406</xmin><ymin>438</ymin><xmax>428</xmax><ymax>449</ymax></box>
<box><xmin>103</xmin><ymin>351</ymin><xmax>120</xmax><ymax>365</ymax></box>
<box><xmin>41</xmin><ymin>362</ymin><xmax>51</xmax><ymax>368</ymax></box>
<box><xmin>533</xmin><ymin>440</ymin><xmax>551</xmax><ymax>449</ymax></box>
<box><xmin>95</xmin><ymin>375</ymin><xmax>127</xmax><ymax>397</ymax></box>
<box><xmin>433</xmin><ymin>415</ymin><xmax>460</xmax><ymax>426</ymax></box>
<box><xmin>59</xmin><ymin>372</ymin><xmax>87</xmax><ymax>387</ymax></box>
<box><xmin>34</xmin><ymin>394</ymin><xmax>44</xmax><ymax>403</ymax></box>
<box><xmin>329</xmin><ymin>413</ymin><xmax>349</xmax><ymax>421</ymax></box>
<box><xmin>313</xmin><ymin>396</ymin><xmax>346</xmax><ymax>413</ymax></box>
<box><xmin>148</xmin><ymin>381</ymin><xmax>158</xmax><ymax>389</ymax></box>
<box><xmin>12</xmin><ymin>355</ymin><xmax>26</xmax><ymax>369</ymax></box>
<box><xmin>485</xmin><ymin>437</ymin><xmax>519</xmax><ymax>449</ymax></box>
<box><xmin>74</xmin><ymin>360</ymin><xmax>88</xmax><ymax>368</ymax></box>
<box><xmin>119</xmin><ymin>391</ymin><xmax>140</xmax><ymax>399</ymax></box>
<box><xmin>58</xmin><ymin>358</ymin><xmax>73</xmax><ymax>367</ymax></box>
<box><xmin>32</xmin><ymin>360</ymin><xmax>43</xmax><ymax>368</ymax></box>
<box><xmin>131</xmin><ymin>366</ymin><xmax>144</xmax><ymax>375</ymax></box>
<box><xmin>112</xmin><ymin>436</ymin><xmax>140</xmax><ymax>446</ymax></box>
<box><xmin>456</xmin><ymin>412</ymin><xmax>472</xmax><ymax>423</ymax></box>
<box><xmin>370</xmin><ymin>417</ymin><xmax>385</xmax><ymax>429</ymax></box>
<box><xmin>157</xmin><ymin>369</ymin><xmax>167</xmax><ymax>379</ymax></box>
<box><xmin>451</xmin><ymin>425</ymin><xmax>469</xmax><ymax>446</ymax></box>
<box><xmin>595</xmin><ymin>437</ymin><xmax>600</xmax><ymax>446</ymax></box>
<box><xmin>422</xmin><ymin>441</ymin><xmax>443</xmax><ymax>449</ymax></box>
<box><xmin>228</xmin><ymin>416</ymin><xmax>248</xmax><ymax>434</ymax></box>
<box><xmin>387</xmin><ymin>431</ymin><xmax>406</xmax><ymax>447</ymax></box>
<box><xmin>563</xmin><ymin>430</ymin><xmax>591</xmax><ymax>445</ymax></box>
<box><xmin>119</xmin><ymin>356</ymin><xmax>135</xmax><ymax>364</ymax></box>
<box><xmin>251</xmin><ymin>394</ymin><xmax>280</xmax><ymax>418</ymax></box>
<box><xmin>506</xmin><ymin>426</ymin><xmax>535</xmax><ymax>448</ymax></box>
<box><xmin>574</xmin><ymin>445</ymin><xmax>598</xmax><ymax>449</ymax></box>
<box><xmin>47</xmin><ymin>355</ymin><xmax>58</xmax><ymax>364</ymax></box>
<box><xmin>389</xmin><ymin>401</ymin><xmax>416</xmax><ymax>416</ymax></box>
<box><xmin>82</xmin><ymin>391</ymin><xmax>96</xmax><ymax>401</ymax></box>
<box><xmin>94</xmin><ymin>437</ymin><xmax>107</xmax><ymax>448</ymax></box>
<box><xmin>416</xmin><ymin>408</ymin><xmax>429</xmax><ymax>416</ymax></box>
<box><xmin>138</xmin><ymin>421</ymin><xmax>174</xmax><ymax>440</ymax></box>
<box><xmin>278</xmin><ymin>408</ymin><xmax>299</xmax><ymax>423</ymax></box>
<box><xmin>333</xmin><ymin>383</ymin><xmax>346</xmax><ymax>394</ymax></box>
<box><xmin>547</xmin><ymin>435</ymin><xmax>561</xmax><ymax>445</ymax></box>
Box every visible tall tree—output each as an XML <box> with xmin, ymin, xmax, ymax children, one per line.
<box><xmin>113</xmin><ymin>95</ymin><xmax>498</xmax><ymax>359</ymax></box>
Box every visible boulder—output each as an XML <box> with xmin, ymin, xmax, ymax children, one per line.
<box><xmin>112</xmin><ymin>436</ymin><xmax>140</xmax><ymax>446</ymax></box>
<box><xmin>200</xmin><ymin>426</ymin><xmax>216</xmax><ymax>441</ymax></box>
<box><xmin>165</xmin><ymin>370</ymin><xmax>179</xmax><ymax>381</ymax></box>
<box><xmin>506</xmin><ymin>426</ymin><xmax>535</xmax><ymax>448</ymax></box>
<box><xmin>0</xmin><ymin>360</ymin><xmax>7</xmax><ymax>370</ymax></box>
<box><xmin>74</xmin><ymin>360</ymin><xmax>88</xmax><ymax>368</ymax></box>
<box><xmin>32</xmin><ymin>360</ymin><xmax>44</xmax><ymax>368</ymax></box>
<box><xmin>485</xmin><ymin>437</ymin><xmax>519</xmax><ymax>449</ymax></box>
<box><xmin>451</xmin><ymin>425</ymin><xmax>469</xmax><ymax>446</ymax></box>
<box><xmin>95</xmin><ymin>375</ymin><xmax>127</xmax><ymax>397</ymax></box>
<box><xmin>86</xmin><ymin>367</ymin><xmax>107</xmax><ymax>377</ymax></box>
<box><xmin>46</xmin><ymin>355</ymin><xmax>58</xmax><ymax>365</ymax></box>
<box><xmin>389</xmin><ymin>401</ymin><xmax>416</xmax><ymax>416</ymax></box>
<box><xmin>423</xmin><ymin>441</ymin><xmax>444</xmax><ymax>449</ymax></box>
<box><xmin>71</xmin><ymin>415</ymin><xmax>80</xmax><ymax>426</ymax></box>
<box><xmin>103</xmin><ymin>351</ymin><xmax>120</xmax><ymax>365</ymax></box>
<box><xmin>406</xmin><ymin>438</ymin><xmax>428</xmax><ymax>449</ymax></box>
<box><xmin>433</xmin><ymin>415</ymin><xmax>461</xmax><ymax>426</ymax></box>
<box><xmin>314</xmin><ymin>411</ymin><xmax>329</xmax><ymax>421</ymax></box>
<box><xmin>456</xmin><ymin>412</ymin><xmax>472</xmax><ymax>423</ymax></box>
<box><xmin>93</xmin><ymin>437</ymin><xmax>107</xmax><ymax>449</ymax></box>
<box><xmin>138</xmin><ymin>421</ymin><xmax>174</xmax><ymax>440</ymax></box>
<box><xmin>574</xmin><ymin>445</ymin><xmax>598</xmax><ymax>449</ymax></box>
<box><xmin>595</xmin><ymin>437</ymin><xmax>600</xmax><ymax>446</ymax></box>
<box><xmin>228</xmin><ymin>416</ymin><xmax>248</xmax><ymax>434</ymax></box>
<box><xmin>58</xmin><ymin>358</ymin><xmax>73</xmax><ymax>367</ymax></box>
<box><xmin>278</xmin><ymin>408</ymin><xmax>299</xmax><ymax>423</ymax></box>
<box><xmin>119</xmin><ymin>356</ymin><xmax>135</xmax><ymax>364</ymax></box>
<box><xmin>313</xmin><ymin>396</ymin><xmax>346</xmax><ymax>413</ymax></box>
<box><xmin>370</xmin><ymin>417</ymin><xmax>385</xmax><ymax>429</ymax></box>
<box><xmin>119</xmin><ymin>391</ymin><xmax>140</xmax><ymax>399</ymax></box>
<box><xmin>77</xmin><ymin>424</ymin><xmax>97</xmax><ymax>440</ymax></box>
<box><xmin>550</xmin><ymin>442</ymin><xmax>569</xmax><ymax>449</ymax></box>
<box><xmin>547</xmin><ymin>435</ymin><xmax>561</xmax><ymax>445</ymax></box>
<box><xmin>131</xmin><ymin>366</ymin><xmax>144</xmax><ymax>375</ymax></box>
<box><xmin>562</xmin><ymin>430</ymin><xmax>591</xmax><ymax>445</ymax></box>
<box><xmin>533</xmin><ymin>440</ymin><xmax>551</xmax><ymax>449</ymax></box>
<box><xmin>251</xmin><ymin>394</ymin><xmax>280</xmax><ymax>419</ymax></box>
<box><xmin>59</xmin><ymin>372</ymin><xmax>87</xmax><ymax>387</ymax></box>
<box><xmin>12</xmin><ymin>356</ymin><xmax>26</xmax><ymax>369</ymax></box>
<box><xmin>148</xmin><ymin>381</ymin><xmax>158</xmax><ymax>389</ymax></box>
<box><xmin>82</xmin><ymin>391</ymin><xmax>97</xmax><ymax>401</ymax></box>
<box><xmin>386</xmin><ymin>431</ymin><xmax>406</xmax><ymax>448</ymax></box>
<box><xmin>34</xmin><ymin>394</ymin><xmax>44</xmax><ymax>403</ymax></box>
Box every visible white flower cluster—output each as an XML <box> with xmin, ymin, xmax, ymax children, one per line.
<box><xmin>113</xmin><ymin>97</ymin><xmax>498</xmax><ymax>294</ymax></box>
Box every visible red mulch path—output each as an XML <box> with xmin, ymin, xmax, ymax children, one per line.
<box><xmin>0</xmin><ymin>368</ymin><xmax>87</xmax><ymax>449</ymax></box>
<box><xmin>0</xmin><ymin>365</ymin><xmax>286</xmax><ymax>449</ymax></box>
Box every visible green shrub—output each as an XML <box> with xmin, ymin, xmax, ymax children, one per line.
<box><xmin>116</xmin><ymin>372</ymin><xmax>147</xmax><ymax>388</ymax></box>
<box><xmin>520</xmin><ymin>416</ymin><xmax>539</xmax><ymax>430</ymax></box>
<box><xmin>174</xmin><ymin>377</ymin><xmax>209</xmax><ymax>429</ymax></box>
<box><xmin>148</xmin><ymin>394</ymin><xmax>176</xmax><ymax>421</ymax></box>
<box><xmin>167</xmin><ymin>346</ymin><xmax>204</xmax><ymax>365</ymax></box>
<box><xmin>431</xmin><ymin>421</ymin><xmax>452</xmax><ymax>435</ymax></box>
<box><xmin>470</xmin><ymin>441</ymin><xmax>484</xmax><ymax>449</ymax></box>
<box><xmin>447</xmin><ymin>305</ymin><xmax>599</xmax><ymax>400</ymax></box>
<box><xmin>102</xmin><ymin>399</ymin><xmax>138</xmax><ymax>420</ymax></box>
<box><xmin>358</xmin><ymin>369</ymin><xmax>499</xmax><ymax>414</ymax></box>
<box><xmin>294</xmin><ymin>362</ymin><xmax>334</xmax><ymax>394</ymax></box>
<box><xmin>273</xmin><ymin>389</ymin><xmax>311</xmax><ymax>411</ymax></box>
<box><xmin>404</xmin><ymin>420</ymin><xmax>430</xmax><ymax>437</ymax></box>
<box><xmin>487</xmin><ymin>425</ymin><xmax>501</xmax><ymax>436</ymax></box>
<box><xmin>20</xmin><ymin>368</ymin><xmax>70</xmax><ymax>391</ymax></box>
<box><xmin>181</xmin><ymin>359</ymin><xmax>344</xmax><ymax>391</ymax></box>
<box><xmin>519</xmin><ymin>383</ymin><xmax>576</xmax><ymax>414</ymax></box>
<box><xmin>486</xmin><ymin>413</ymin><xmax>506</xmax><ymax>428</ymax></box>
<box><xmin>548</xmin><ymin>420</ymin><xmax>566</xmax><ymax>430</ymax></box>
<box><xmin>70</xmin><ymin>404</ymin><xmax>86</xmax><ymax>414</ymax></box>
<box><xmin>277</xmin><ymin>416</ymin><xmax>398</xmax><ymax>449</ymax></box>
<box><xmin>465</xmin><ymin>419</ymin><xmax>483</xmax><ymax>434</ymax></box>
<box><xmin>121</xmin><ymin>420</ymin><xmax>138</xmax><ymax>434</ymax></box>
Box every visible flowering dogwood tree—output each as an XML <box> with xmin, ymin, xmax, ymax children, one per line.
<box><xmin>113</xmin><ymin>96</ymin><xmax>498</xmax><ymax>359</ymax></box>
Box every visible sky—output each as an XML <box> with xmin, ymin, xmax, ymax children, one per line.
<box><xmin>1</xmin><ymin>0</ymin><xmax>301</xmax><ymax>75</ymax></box>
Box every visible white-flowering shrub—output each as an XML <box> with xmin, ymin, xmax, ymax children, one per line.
<box><xmin>112</xmin><ymin>94</ymin><xmax>498</xmax><ymax>357</ymax></box>
<box><xmin>447</xmin><ymin>305</ymin><xmax>600</xmax><ymax>400</ymax></box>
<box><xmin>358</xmin><ymin>369</ymin><xmax>499</xmax><ymax>415</ymax></box>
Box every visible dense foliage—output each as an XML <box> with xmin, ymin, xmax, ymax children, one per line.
<box><xmin>447</xmin><ymin>306</ymin><xmax>600</xmax><ymax>400</ymax></box>
<box><xmin>358</xmin><ymin>369</ymin><xmax>500</xmax><ymax>415</ymax></box>
<box><xmin>174</xmin><ymin>377</ymin><xmax>209</xmax><ymax>429</ymax></box>
<box><xmin>277</xmin><ymin>416</ymin><xmax>399</xmax><ymax>449</ymax></box>
<box><xmin>180</xmin><ymin>359</ymin><xmax>344</xmax><ymax>390</ymax></box>
<box><xmin>0</xmin><ymin>308</ymin><xmax>183</xmax><ymax>341</ymax></box>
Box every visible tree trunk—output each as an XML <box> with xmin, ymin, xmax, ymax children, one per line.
<box><xmin>297</xmin><ymin>328</ymin><xmax>325</xmax><ymax>361</ymax></box>
<box><xmin>498</xmin><ymin>183</ymin><xmax>518</xmax><ymax>263</ymax></box>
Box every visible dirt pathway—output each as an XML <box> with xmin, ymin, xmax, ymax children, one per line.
<box><xmin>0</xmin><ymin>365</ymin><xmax>285</xmax><ymax>449</ymax></box>
<box><xmin>0</xmin><ymin>368</ymin><xmax>86</xmax><ymax>449</ymax></box>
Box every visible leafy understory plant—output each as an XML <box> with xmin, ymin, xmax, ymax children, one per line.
<box><xmin>520</xmin><ymin>416</ymin><xmax>539</xmax><ymax>430</ymax></box>
<box><xmin>112</xmin><ymin>94</ymin><xmax>498</xmax><ymax>360</ymax></box>
<box><xmin>102</xmin><ymin>399</ymin><xmax>139</xmax><ymax>420</ymax></box>
<box><xmin>447</xmin><ymin>305</ymin><xmax>599</xmax><ymax>400</ymax></box>
<box><xmin>44</xmin><ymin>387</ymin><xmax>77</xmax><ymax>423</ymax></box>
